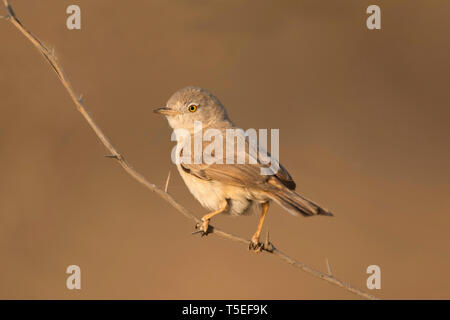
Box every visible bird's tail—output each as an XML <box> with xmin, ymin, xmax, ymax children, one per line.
<box><xmin>269</xmin><ymin>188</ymin><xmax>333</xmax><ymax>217</ymax></box>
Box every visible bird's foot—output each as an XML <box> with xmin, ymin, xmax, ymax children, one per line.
<box><xmin>193</xmin><ymin>219</ymin><xmax>211</xmax><ymax>237</ymax></box>
<box><xmin>249</xmin><ymin>236</ymin><xmax>263</xmax><ymax>252</ymax></box>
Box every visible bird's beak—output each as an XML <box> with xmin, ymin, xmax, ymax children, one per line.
<box><xmin>153</xmin><ymin>107</ymin><xmax>180</xmax><ymax>116</ymax></box>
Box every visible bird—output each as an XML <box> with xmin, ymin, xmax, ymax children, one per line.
<box><xmin>154</xmin><ymin>86</ymin><xmax>332</xmax><ymax>251</ymax></box>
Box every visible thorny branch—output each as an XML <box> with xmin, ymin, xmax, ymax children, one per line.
<box><xmin>1</xmin><ymin>0</ymin><xmax>378</xmax><ymax>300</ymax></box>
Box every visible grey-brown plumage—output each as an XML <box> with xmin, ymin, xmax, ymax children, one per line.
<box><xmin>178</xmin><ymin>136</ymin><xmax>332</xmax><ymax>218</ymax></box>
<box><xmin>154</xmin><ymin>86</ymin><xmax>332</xmax><ymax>250</ymax></box>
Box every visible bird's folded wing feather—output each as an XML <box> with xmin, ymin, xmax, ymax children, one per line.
<box><xmin>179</xmin><ymin>132</ymin><xmax>296</xmax><ymax>190</ymax></box>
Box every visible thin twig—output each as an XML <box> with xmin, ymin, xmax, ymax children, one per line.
<box><xmin>1</xmin><ymin>0</ymin><xmax>378</xmax><ymax>300</ymax></box>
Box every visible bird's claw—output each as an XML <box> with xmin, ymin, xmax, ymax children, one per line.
<box><xmin>249</xmin><ymin>238</ymin><xmax>263</xmax><ymax>252</ymax></box>
<box><xmin>193</xmin><ymin>220</ymin><xmax>211</xmax><ymax>237</ymax></box>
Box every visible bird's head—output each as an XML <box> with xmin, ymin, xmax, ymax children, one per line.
<box><xmin>154</xmin><ymin>86</ymin><xmax>231</xmax><ymax>132</ymax></box>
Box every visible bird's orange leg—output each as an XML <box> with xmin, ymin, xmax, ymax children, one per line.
<box><xmin>196</xmin><ymin>201</ymin><xmax>229</xmax><ymax>236</ymax></box>
<box><xmin>249</xmin><ymin>202</ymin><xmax>270</xmax><ymax>252</ymax></box>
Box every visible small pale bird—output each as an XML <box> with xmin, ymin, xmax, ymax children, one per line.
<box><xmin>154</xmin><ymin>86</ymin><xmax>332</xmax><ymax>251</ymax></box>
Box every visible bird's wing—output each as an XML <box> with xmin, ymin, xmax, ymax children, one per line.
<box><xmin>179</xmin><ymin>131</ymin><xmax>296</xmax><ymax>190</ymax></box>
<box><xmin>178</xmin><ymin>130</ymin><xmax>334</xmax><ymax>217</ymax></box>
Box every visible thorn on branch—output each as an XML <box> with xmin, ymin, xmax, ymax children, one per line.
<box><xmin>105</xmin><ymin>154</ymin><xmax>123</xmax><ymax>161</ymax></box>
<box><xmin>263</xmin><ymin>229</ymin><xmax>274</xmax><ymax>253</ymax></box>
<box><xmin>326</xmin><ymin>258</ymin><xmax>333</xmax><ymax>276</ymax></box>
<box><xmin>164</xmin><ymin>170</ymin><xmax>171</xmax><ymax>193</ymax></box>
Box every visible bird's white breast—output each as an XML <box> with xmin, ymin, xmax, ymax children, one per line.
<box><xmin>176</xmin><ymin>164</ymin><xmax>263</xmax><ymax>216</ymax></box>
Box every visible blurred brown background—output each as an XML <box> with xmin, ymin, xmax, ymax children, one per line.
<box><xmin>1</xmin><ymin>0</ymin><xmax>449</xmax><ymax>299</ymax></box>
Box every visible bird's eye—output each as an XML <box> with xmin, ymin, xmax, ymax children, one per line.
<box><xmin>188</xmin><ymin>104</ymin><xmax>198</xmax><ymax>112</ymax></box>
